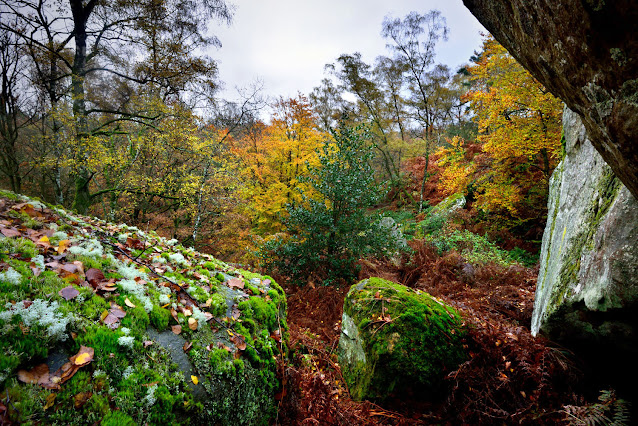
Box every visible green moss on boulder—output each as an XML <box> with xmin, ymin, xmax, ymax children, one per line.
<box><xmin>338</xmin><ymin>278</ymin><xmax>467</xmax><ymax>401</ymax></box>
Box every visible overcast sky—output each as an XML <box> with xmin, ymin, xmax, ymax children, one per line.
<box><xmin>209</xmin><ymin>0</ymin><xmax>486</xmax><ymax>103</ymax></box>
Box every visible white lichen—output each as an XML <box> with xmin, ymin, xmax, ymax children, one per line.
<box><xmin>168</xmin><ymin>252</ymin><xmax>188</xmax><ymax>266</ymax></box>
<box><xmin>0</xmin><ymin>299</ymin><xmax>71</xmax><ymax>341</ymax></box>
<box><xmin>166</xmin><ymin>239</ymin><xmax>179</xmax><ymax>247</ymax></box>
<box><xmin>0</xmin><ymin>267</ymin><xmax>22</xmax><ymax>285</ymax></box>
<box><xmin>191</xmin><ymin>307</ymin><xmax>208</xmax><ymax>330</ymax></box>
<box><xmin>118</xmin><ymin>335</ymin><xmax>135</xmax><ymax>349</ymax></box>
<box><xmin>118</xmin><ymin>279</ymin><xmax>153</xmax><ymax>312</ymax></box>
<box><xmin>32</xmin><ymin>255</ymin><xmax>45</xmax><ymax>270</ymax></box>
<box><xmin>68</xmin><ymin>238</ymin><xmax>103</xmax><ymax>258</ymax></box>
<box><xmin>159</xmin><ymin>294</ymin><xmax>170</xmax><ymax>305</ymax></box>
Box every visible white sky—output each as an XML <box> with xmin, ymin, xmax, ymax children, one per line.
<box><xmin>209</xmin><ymin>0</ymin><xmax>486</xmax><ymax>103</ymax></box>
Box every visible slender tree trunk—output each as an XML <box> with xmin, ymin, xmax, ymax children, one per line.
<box><xmin>69</xmin><ymin>0</ymin><xmax>94</xmax><ymax>214</ymax></box>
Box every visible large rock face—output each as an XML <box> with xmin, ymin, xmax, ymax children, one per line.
<box><xmin>532</xmin><ymin>108</ymin><xmax>638</xmax><ymax>352</ymax></box>
<box><xmin>462</xmin><ymin>0</ymin><xmax>638</xmax><ymax>200</ymax></box>
<box><xmin>338</xmin><ymin>278</ymin><xmax>466</xmax><ymax>401</ymax></box>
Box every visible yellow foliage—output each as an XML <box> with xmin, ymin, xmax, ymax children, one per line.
<box><xmin>234</xmin><ymin>95</ymin><xmax>327</xmax><ymax>233</ymax></box>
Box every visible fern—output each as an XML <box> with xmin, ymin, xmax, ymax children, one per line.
<box><xmin>563</xmin><ymin>389</ymin><xmax>631</xmax><ymax>426</ymax></box>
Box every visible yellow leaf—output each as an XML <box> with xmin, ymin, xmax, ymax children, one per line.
<box><xmin>39</xmin><ymin>236</ymin><xmax>49</xmax><ymax>243</ymax></box>
<box><xmin>100</xmin><ymin>310</ymin><xmax>109</xmax><ymax>321</ymax></box>
<box><xmin>191</xmin><ymin>375</ymin><xmax>198</xmax><ymax>385</ymax></box>
<box><xmin>124</xmin><ymin>298</ymin><xmax>136</xmax><ymax>308</ymax></box>
<box><xmin>74</xmin><ymin>352</ymin><xmax>91</xmax><ymax>365</ymax></box>
<box><xmin>57</xmin><ymin>239</ymin><xmax>71</xmax><ymax>254</ymax></box>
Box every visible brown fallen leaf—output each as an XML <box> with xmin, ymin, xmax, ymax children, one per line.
<box><xmin>29</xmin><ymin>263</ymin><xmax>42</xmax><ymax>277</ymax></box>
<box><xmin>17</xmin><ymin>364</ymin><xmax>51</xmax><ymax>385</ymax></box>
<box><xmin>58</xmin><ymin>285</ymin><xmax>80</xmax><ymax>301</ymax></box>
<box><xmin>85</xmin><ymin>268</ymin><xmax>105</xmax><ymax>288</ymax></box>
<box><xmin>230</xmin><ymin>334</ymin><xmax>247</xmax><ymax>351</ymax></box>
<box><xmin>171</xmin><ymin>325</ymin><xmax>182</xmax><ymax>335</ymax></box>
<box><xmin>109</xmin><ymin>305</ymin><xmax>126</xmax><ymax>318</ymax></box>
<box><xmin>183</xmin><ymin>341</ymin><xmax>193</xmax><ymax>352</ymax></box>
<box><xmin>143</xmin><ymin>340</ymin><xmax>154</xmax><ymax>348</ymax></box>
<box><xmin>73</xmin><ymin>392</ymin><xmax>92</xmax><ymax>409</ymax></box>
<box><xmin>188</xmin><ymin>317</ymin><xmax>198</xmax><ymax>330</ymax></box>
<box><xmin>170</xmin><ymin>308</ymin><xmax>179</xmax><ymax>324</ymax></box>
<box><xmin>227</xmin><ymin>278</ymin><xmax>244</xmax><ymax>289</ymax></box>
<box><xmin>270</xmin><ymin>329</ymin><xmax>282</xmax><ymax>343</ymax></box>
<box><xmin>0</xmin><ymin>227</ymin><xmax>21</xmax><ymax>238</ymax></box>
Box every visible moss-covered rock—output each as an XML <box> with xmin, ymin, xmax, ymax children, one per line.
<box><xmin>338</xmin><ymin>278</ymin><xmax>467</xmax><ymax>401</ymax></box>
<box><xmin>0</xmin><ymin>191</ymin><xmax>287</xmax><ymax>425</ymax></box>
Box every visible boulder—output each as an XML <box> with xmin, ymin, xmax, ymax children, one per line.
<box><xmin>0</xmin><ymin>190</ymin><xmax>287</xmax><ymax>425</ymax></box>
<box><xmin>338</xmin><ymin>278</ymin><xmax>467</xmax><ymax>401</ymax></box>
<box><xmin>462</xmin><ymin>0</ymin><xmax>638</xmax><ymax>200</ymax></box>
<box><xmin>532</xmin><ymin>108</ymin><xmax>638</xmax><ymax>356</ymax></box>
<box><xmin>417</xmin><ymin>193</ymin><xmax>466</xmax><ymax>236</ymax></box>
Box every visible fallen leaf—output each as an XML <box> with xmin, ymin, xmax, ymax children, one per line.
<box><xmin>191</xmin><ymin>375</ymin><xmax>198</xmax><ymax>385</ymax></box>
<box><xmin>170</xmin><ymin>308</ymin><xmax>179</xmax><ymax>324</ymax></box>
<box><xmin>143</xmin><ymin>340</ymin><xmax>153</xmax><ymax>348</ymax></box>
<box><xmin>124</xmin><ymin>297</ymin><xmax>136</xmax><ymax>308</ymax></box>
<box><xmin>102</xmin><ymin>313</ymin><xmax>119</xmax><ymax>325</ymax></box>
<box><xmin>188</xmin><ymin>317</ymin><xmax>198</xmax><ymax>330</ymax></box>
<box><xmin>109</xmin><ymin>305</ymin><xmax>126</xmax><ymax>318</ymax></box>
<box><xmin>227</xmin><ymin>278</ymin><xmax>244</xmax><ymax>289</ymax></box>
<box><xmin>171</xmin><ymin>325</ymin><xmax>182</xmax><ymax>335</ymax></box>
<box><xmin>230</xmin><ymin>334</ymin><xmax>247</xmax><ymax>351</ymax></box>
<box><xmin>0</xmin><ymin>227</ymin><xmax>21</xmax><ymax>238</ymax></box>
<box><xmin>57</xmin><ymin>239</ymin><xmax>71</xmax><ymax>254</ymax></box>
<box><xmin>85</xmin><ymin>268</ymin><xmax>105</xmax><ymax>287</ymax></box>
<box><xmin>44</xmin><ymin>393</ymin><xmax>56</xmax><ymax>410</ymax></box>
<box><xmin>58</xmin><ymin>285</ymin><xmax>80</xmax><ymax>301</ymax></box>
<box><xmin>71</xmin><ymin>346</ymin><xmax>94</xmax><ymax>366</ymax></box>
<box><xmin>30</xmin><ymin>263</ymin><xmax>42</xmax><ymax>277</ymax></box>
<box><xmin>17</xmin><ymin>364</ymin><xmax>50</xmax><ymax>385</ymax></box>
<box><xmin>100</xmin><ymin>310</ymin><xmax>109</xmax><ymax>321</ymax></box>
<box><xmin>73</xmin><ymin>392</ymin><xmax>92</xmax><ymax>409</ymax></box>
<box><xmin>270</xmin><ymin>329</ymin><xmax>282</xmax><ymax>343</ymax></box>
<box><xmin>183</xmin><ymin>341</ymin><xmax>193</xmax><ymax>352</ymax></box>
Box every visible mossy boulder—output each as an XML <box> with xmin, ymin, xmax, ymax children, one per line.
<box><xmin>0</xmin><ymin>191</ymin><xmax>287</xmax><ymax>425</ymax></box>
<box><xmin>338</xmin><ymin>278</ymin><xmax>467</xmax><ymax>401</ymax></box>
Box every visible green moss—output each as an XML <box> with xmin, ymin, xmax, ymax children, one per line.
<box><xmin>102</xmin><ymin>411</ymin><xmax>136</xmax><ymax>426</ymax></box>
<box><xmin>150</xmin><ymin>304</ymin><xmax>171</xmax><ymax>330</ymax></box>
<box><xmin>340</xmin><ymin>278</ymin><xmax>467</xmax><ymax>401</ymax></box>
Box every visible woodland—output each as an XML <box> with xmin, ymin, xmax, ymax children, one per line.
<box><xmin>0</xmin><ymin>0</ymin><xmax>631</xmax><ymax>425</ymax></box>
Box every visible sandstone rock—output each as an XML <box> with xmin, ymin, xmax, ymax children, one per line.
<box><xmin>338</xmin><ymin>278</ymin><xmax>467</xmax><ymax>401</ymax></box>
<box><xmin>532</xmin><ymin>108</ymin><xmax>638</xmax><ymax>350</ymax></box>
<box><xmin>417</xmin><ymin>193</ymin><xmax>465</xmax><ymax>237</ymax></box>
<box><xmin>462</xmin><ymin>0</ymin><xmax>638</xmax><ymax>199</ymax></box>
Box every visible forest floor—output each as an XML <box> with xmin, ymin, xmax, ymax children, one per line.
<box><xmin>273</xmin><ymin>240</ymin><xmax>600</xmax><ymax>425</ymax></box>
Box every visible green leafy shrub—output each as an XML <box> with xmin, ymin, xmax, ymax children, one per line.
<box><xmin>259</xmin><ymin>124</ymin><xmax>405</xmax><ymax>284</ymax></box>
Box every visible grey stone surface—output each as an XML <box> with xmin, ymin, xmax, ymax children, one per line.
<box><xmin>532</xmin><ymin>108</ymin><xmax>638</xmax><ymax>342</ymax></box>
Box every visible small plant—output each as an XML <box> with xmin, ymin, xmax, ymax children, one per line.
<box><xmin>563</xmin><ymin>389</ymin><xmax>631</xmax><ymax>425</ymax></box>
<box><xmin>425</xmin><ymin>229</ymin><xmax>516</xmax><ymax>267</ymax></box>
